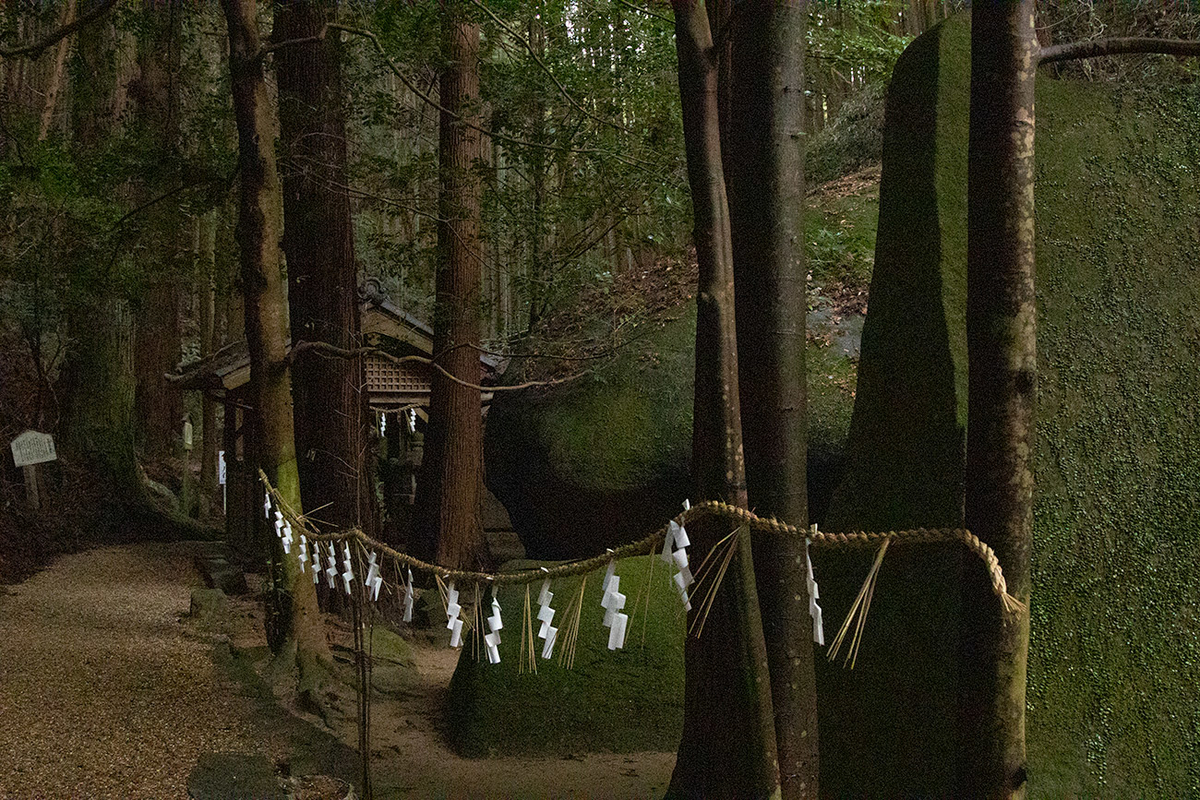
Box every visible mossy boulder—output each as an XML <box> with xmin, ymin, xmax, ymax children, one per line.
<box><xmin>484</xmin><ymin>309</ymin><xmax>696</xmax><ymax>561</ymax></box>
<box><xmin>445</xmin><ymin>555</ymin><xmax>685</xmax><ymax>757</ymax></box>
<box><xmin>485</xmin><ymin>302</ymin><xmax>860</xmax><ymax>559</ymax></box>
<box><xmin>822</xmin><ymin>14</ymin><xmax>1200</xmax><ymax>797</ymax></box>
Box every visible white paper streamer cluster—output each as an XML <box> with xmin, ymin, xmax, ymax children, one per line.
<box><xmin>600</xmin><ymin>562</ymin><xmax>628</xmax><ymax>650</ymax></box>
<box><xmin>662</xmin><ymin>500</ymin><xmax>694</xmax><ymax>611</ymax></box>
<box><xmin>445</xmin><ymin>582</ymin><xmax>464</xmax><ymax>648</ymax></box>
<box><xmin>537</xmin><ymin>576</ymin><xmax>557</xmax><ymax>659</ymax></box>
<box><xmin>806</xmin><ymin>536</ymin><xmax>824</xmax><ymax>645</ymax></box>
<box><xmin>485</xmin><ymin>596</ymin><xmax>503</xmax><ymax>664</ymax></box>
<box><xmin>365</xmin><ymin>552</ymin><xmax>383</xmax><ymax>602</ymax></box>
<box><xmin>403</xmin><ymin>568</ymin><xmax>415</xmax><ymax>622</ymax></box>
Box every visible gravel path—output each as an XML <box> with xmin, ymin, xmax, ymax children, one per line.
<box><xmin>0</xmin><ymin>543</ymin><xmax>274</xmax><ymax>799</ymax></box>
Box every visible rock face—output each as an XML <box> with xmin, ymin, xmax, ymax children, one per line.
<box><xmin>485</xmin><ymin>302</ymin><xmax>860</xmax><ymax>560</ymax></box>
<box><xmin>484</xmin><ymin>310</ymin><xmax>697</xmax><ymax>561</ymax></box>
<box><xmin>821</xmin><ymin>14</ymin><xmax>1200</xmax><ymax>797</ymax></box>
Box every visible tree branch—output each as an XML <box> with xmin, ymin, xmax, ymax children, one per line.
<box><xmin>287</xmin><ymin>340</ymin><xmax>586</xmax><ymax>392</ymax></box>
<box><xmin>467</xmin><ymin>0</ymin><xmax>633</xmax><ymax>134</ymax></box>
<box><xmin>0</xmin><ymin>0</ymin><xmax>118</xmax><ymax>60</ymax></box>
<box><xmin>1039</xmin><ymin>37</ymin><xmax>1200</xmax><ymax>65</ymax></box>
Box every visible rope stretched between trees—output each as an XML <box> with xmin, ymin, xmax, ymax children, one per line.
<box><xmin>258</xmin><ymin>469</ymin><xmax>1025</xmax><ymax>615</ymax></box>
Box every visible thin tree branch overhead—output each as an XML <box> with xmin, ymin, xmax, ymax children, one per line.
<box><xmin>1039</xmin><ymin>37</ymin><xmax>1200</xmax><ymax>64</ymax></box>
<box><xmin>0</xmin><ymin>0</ymin><xmax>118</xmax><ymax>60</ymax></box>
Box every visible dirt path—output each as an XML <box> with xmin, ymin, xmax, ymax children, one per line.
<box><xmin>0</xmin><ymin>543</ymin><xmax>674</xmax><ymax>799</ymax></box>
<box><xmin>0</xmin><ymin>543</ymin><xmax>284</xmax><ymax>799</ymax></box>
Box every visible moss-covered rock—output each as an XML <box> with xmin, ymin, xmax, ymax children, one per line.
<box><xmin>445</xmin><ymin>556</ymin><xmax>685</xmax><ymax>757</ymax></box>
<box><xmin>485</xmin><ymin>302</ymin><xmax>860</xmax><ymax>559</ymax></box>
<box><xmin>485</xmin><ymin>309</ymin><xmax>696</xmax><ymax>561</ymax></box>
<box><xmin>824</xmin><ymin>14</ymin><xmax>1200</xmax><ymax>797</ymax></box>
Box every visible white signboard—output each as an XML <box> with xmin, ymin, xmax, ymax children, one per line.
<box><xmin>218</xmin><ymin>450</ymin><xmax>227</xmax><ymax>486</ymax></box>
<box><xmin>10</xmin><ymin>430</ymin><xmax>56</xmax><ymax>468</ymax></box>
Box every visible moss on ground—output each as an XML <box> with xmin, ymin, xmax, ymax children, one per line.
<box><xmin>826</xmin><ymin>13</ymin><xmax>1200</xmax><ymax>797</ymax></box>
<box><xmin>806</xmin><ymin>175</ymin><xmax>880</xmax><ymax>289</ymax></box>
<box><xmin>445</xmin><ymin>555</ymin><xmax>685</xmax><ymax>757</ymax></box>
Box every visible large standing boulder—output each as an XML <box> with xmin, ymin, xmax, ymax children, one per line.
<box><xmin>485</xmin><ymin>302</ymin><xmax>860</xmax><ymax>560</ymax></box>
<box><xmin>821</xmin><ymin>14</ymin><xmax>1200</xmax><ymax>797</ymax></box>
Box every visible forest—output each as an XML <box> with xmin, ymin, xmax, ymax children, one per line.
<box><xmin>1</xmin><ymin>0</ymin><xmax>1199</xmax><ymax>798</ymax></box>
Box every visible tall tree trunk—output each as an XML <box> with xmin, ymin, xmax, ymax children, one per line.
<box><xmin>220</xmin><ymin>0</ymin><xmax>331</xmax><ymax>696</ymax></box>
<box><xmin>59</xmin><ymin>8</ymin><xmax>139</xmax><ymax>497</ymax></box>
<box><xmin>728</xmin><ymin>2</ymin><xmax>819</xmax><ymax>797</ymax></box>
<box><xmin>414</xmin><ymin>0</ymin><xmax>488</xmax><ymax>571</ymax></box>
<box><xmin>198</xmin><ymin>211</ymin><xmax>220</xmax><ymax>509</ymax></box>
<box><xmin>37</xmin><ymin>0</ymin><xmax>75</xmax><ymax>141</ymax></box>
<box><xmin>275</xmin><ymin>0</ymin><xmax>377</xmax><ymax>540</ymax></box>
<box><xmin>132</xmin><ymin>1</ymin><xmax>184</xmax><ymax>461</ymax></box>
<box><xmin>958</xmin><ymin>2</ymin><xmax>1037</xmax><ymax>797</ymax></box>
<box><xmin>667</xmin><ymin>2</ymin><xmax>780</xmax><ymax>797</ymax></box>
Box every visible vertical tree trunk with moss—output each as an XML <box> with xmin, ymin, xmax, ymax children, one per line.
<box><xmin>667</xmin><ymin>2</ymin><xmax>781</xmax><ymax>797</ymax></box>
<box><xmin>221</xmin><ymin>0</ymin><xmax>331</xmax><ymax>697</ymax></box>
<box><xmin>958</xmin><ymin>2</ymin><xmax>1037</xmax><ymax>797</ymax></box>
<box><xmin>59</xmin><ymin>11</ymin><xmax>139</xmax><ymax>496</ymax></box>
<box><xmin>415</xmin><ymin>0</ymin><xmax>489</xmax><ymax>571</ymax></box>
<box><xmin>275</xmin><ymin>0</ymin><xmax>377</xmax><ymax>540</ymax></box>
<box><xmin>728</xmin><ymin>2</ymin><xmax>819</xmax><ymax>797</ymax></box>
<box><xmin>132</xmin><ymin>0</ymin><xmax>184</xmax><ymax>461</ymax></box>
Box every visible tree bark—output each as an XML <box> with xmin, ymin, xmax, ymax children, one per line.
<box><xmin>414</xmin><ymin>0</ymin><xmax>489</xmax><ymax>571</ymax></box>
<box><xmin>59</xmin><ymin>7</ymin><xmax>138</xmax><ymax>494</ymax></box>
<box><xmin>275</xmin><ymin>0</ymin><xmax>377</xmax><ymax>541</ymax></box>
<box><xmin>1039</xmin><ymin>36</ymin><xmax>1200</xmax><ymax>64</ymax></box>
<box><xmin>728</xmin><ymin>2</ymin><xmax>818</xmax><ymax>797</ymax></box>
<box><xmin>198</xmin><ymin>211</ymin><xmax>219</xmax><ymax>509</ymax></box>
<box><xmin>667</xmin><ymin>2</ymin><xmax>780</xmax><ymax>797</ymax></box>
<box><xmin>958</xmin><ymin>3</ymin><xmax>1037</xmax><ymax>797</ymax></box>
<box><xmin>220</xmin><ymin>0</ymin><xmax>331</xmax><ymax>696</ymax></box>
<box><xmin>37</xmin><ymin>0</ymin><xmax>75</xmax><ymax>141</ymax></box>
<box><xmin>132</xmin><ymin>1</ymin><xmax>184</xmax><ymax>461</ymax></box>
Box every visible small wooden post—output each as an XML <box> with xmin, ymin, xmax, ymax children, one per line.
<box><xmin>22</xmin><ymin>465</ymin><xmax>40</xmax><ymax>510</ymax></box>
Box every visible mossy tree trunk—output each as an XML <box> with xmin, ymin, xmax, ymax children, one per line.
<box><xmin>220</xmin><ymin>0</ymin><xmax>331</xmax><ymax>697</ymax></box>
<box><xmin>59</xmin><ymin>11</ymin><xmax>139</xmax><ymax>498</ymax></box>
<box><xmin>728</xmin><ymin>2</ymin><xmax>819</xmax><ymax>797</ymax></box>
<box><xmin>958</xmin><ymin>2</ymin><xmax>1037</xmax><ymax>797</ymax></box>
<box><xmin>667</xmin><ymin>2</ymin><xmax>781</xmax><ymax>797</ymax></box>
<box><xmin>275</xmin><ymin>0</ymin><xmax>377</xmax><ymax>542</ymax></box>
<box><xmin>415</xmin><ymin>0</ymin><xmax>489</xmax><ymax>571</ymax></box>
<box><xmin>131</xmin><ymin>1</ymin><xmax>184</xmax><ymax>463</ymax></box>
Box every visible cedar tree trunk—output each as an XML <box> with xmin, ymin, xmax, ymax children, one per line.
<box><xmin>221</xmin><ymin>0</ymin><xmax>331</xmax><ymax>695</ymax></box>
<box><xmin>415</xmin><ymin>0</ymin><xmax>489</xmax><ymax>571</ymax></box>
<box><xmin>667</xmin><ymin>2</ymin><xmax>781</xmax><ymax>797</ymax></box>
<box><xmin>728</xmin><ymin>1</ymin><xmax>819</xmax><ymax>797</ymax></box>
<box><xmin>958</xmin><ymin>2</ymin><xmax>1037</xmax><ymax>797</ymax></box>
<box><xmin>132</xmin><ymin>1</ymin><xmax>184</xmax><ymax>461</ymax></box>
<box><xmin>275</xmin><ymin>0</ymin><xmax>377</xmax><ymax>539</ymax></box>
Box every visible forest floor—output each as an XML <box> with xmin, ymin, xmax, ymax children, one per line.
<box><xmin>0</xmin><ymin>542</ymin><xmax>673</xmax><ymax>799</ymax></box>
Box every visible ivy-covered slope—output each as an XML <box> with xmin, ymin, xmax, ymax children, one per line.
<box><xmin>823</xmin><ymin>14</ymin><xmax>1200</xmax><ymax>797</ymax></box>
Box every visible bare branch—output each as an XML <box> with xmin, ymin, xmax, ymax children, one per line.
<box><xmin>262</xmin><ymin>21</ymin><xmax>659</xmax><ymax>171</ymax></box>
<box><xmin>467</xmin><ymin>0</ymin><xmax>632</xmax><ymax>134</ymax></box>
<box><xmin>1039</xmin><ymin>37</ymin><xmax>1200</xmax><ymax>65</ymax></box>
<box><xmin>0</xmin><ymin>0</ymin><xmax>118</xmax><ymax>60</ymax></box>
<box><xmin>288</xmin><ymin>340</ymin><xmax>587</xmax><ymax>392</ymax></box>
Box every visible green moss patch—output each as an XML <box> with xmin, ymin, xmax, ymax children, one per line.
<box><xmin>445</xmin><ymin>555</ymin><xmax>685</xmax><ymax>757</ymax></box>
<box><xmin>826</xmin><ymin>13</ymin><xmax>1200</xmax><ymax>797</ymax></box>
